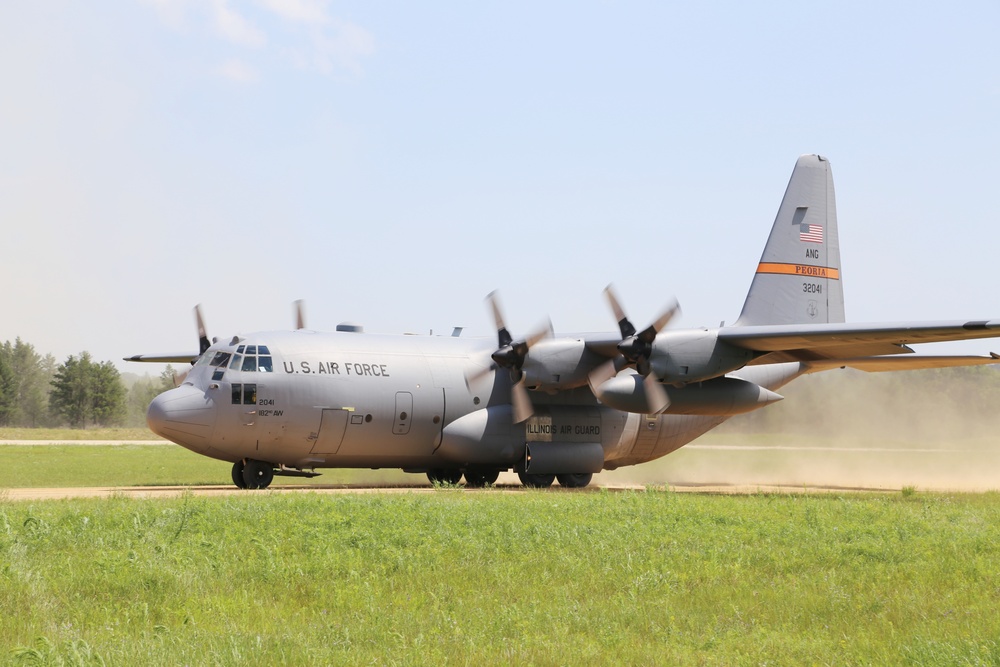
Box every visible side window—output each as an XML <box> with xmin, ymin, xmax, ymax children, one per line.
<box><xmin>231</xmin><ymin>383</ymin><xmax>257</xmax><ymax>404</ymax></box>
<box><xmin>258</xmin><ymin>356</ymin><xmax>273</xmax><ymax>372</ymax></box>
<box><xmin>241</xmin><ymin>356</ymin><xmax>257</xmax><ymax>372</ymax></box>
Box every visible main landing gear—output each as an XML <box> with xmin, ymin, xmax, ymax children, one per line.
<box><xmin>517</xmin><ymin>472</ymin><xmax>593</xmax><ymax>489</ymax></box>
<box><xmin>463</xmin><ymin>467</ymin><xmax>501</xmax><ymax>488</ymax></box>
<box><xmin>556</xmin><ymin>473</ymin><xmax>593</xmax><ymax>489</ymax></box>
<box><xmin>426</xmin><ymin>468</ymin><xmax>463</xmax><ymax>485</ymax></box>
<box><xmin>425</xmin><ymin>468</ymin><xmax>593</xmax><ymax>489</ymax></box>
<box><xmin>425</xmin><ymin>467</ymin><xmax>502</xmax><ymax>487</ymax></box>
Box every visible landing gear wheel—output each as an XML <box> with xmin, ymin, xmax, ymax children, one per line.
<box><xmin>556</xmin><ymin>473</ymin><xmax>593</xmax><ymax>489</ymax></box>
<box><xmin>427</xmin><ymin>469</ymin><xmax>463</xmax><ymax>485</ymax></box>
<box><xmin>231</xmin><ymin>460</ymin><xmax>248</xmax><ymax>489</ymax></box>
<box><xmin>518</xmin><ymin>472</ymin><xmax>555</xmax><ymax>488</ymax></box>
<box><xmin>464</xmin><ymin>467</ymin><xmax>500</xmax><ymax>488</ymax></box>
<box><xmin>242</xmin><ymin>459</ymin><xmax>274</xmax><ymax>490</ymax></box>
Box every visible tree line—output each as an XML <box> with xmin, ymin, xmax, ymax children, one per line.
<box><xmin>0</xmin><ymin>338</ymin><xmax>175</xmax><ymax>428</ymax></box>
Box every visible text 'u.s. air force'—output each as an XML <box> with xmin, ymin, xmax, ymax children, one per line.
<box><xmin>283</xmin><ymin>361</ymin><xmax>390</xmax><ymax>377</ymax></box>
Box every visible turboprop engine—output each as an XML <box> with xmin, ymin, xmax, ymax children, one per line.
<box><xmin>647</xmin><ymin>329</ymin><xmax>755</xmax><ymax>384</ymax></box>
<box><xmin>595</xmin><ymin>375</ymin><xmax>782</xmax><ymax>416</ymax></box>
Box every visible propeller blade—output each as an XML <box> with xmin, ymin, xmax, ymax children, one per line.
<box><xmin>639</xmin><ymin>300</ymin><xmax>681</xmax><ymax>344</ymax></box>
<box><xmin>486</xmin><ymin>291</ymin><xmax>513</xmax><ymax>348</ymax></box>
<box><xmin>511</xmin><ymin>376</ymin><xmax>534</xmax><ymax>423</ymax></box>
<box><xmin>172</xmin><ymin>368</ymin><xmax>189</xmax><ymax>387</ymax></box>
<box><xmin>604</xmin><ymin>285</ymin><xmax>636</xmax><ymax>339</ymax></box>
<box><xmin>195</xmin><ymin>305</ymin><xmax>210</xmax><ymax>355</ymax></box>
<box><xmin>294</xmin><ymin>300</ymin><xmax>306</xmax><ymax>330</ymax></box>
<box><xmin>464</xmin><ymin>361</ymin><xmax>497</xmax><ymax>389</ymax></box>
<box><xmin>643</xmin><ymin>373</ymin><xmax>670</xmax><ymax>414</ymax></box>
<box><xmin>524</xmin><ymin>318</ymin><xmax>554</xmax><ymax>348</ymax></box>
<box><xmin>587</xmin><ymin>359</ymin><xmax>619</xmax><ymax>396</ymax></box>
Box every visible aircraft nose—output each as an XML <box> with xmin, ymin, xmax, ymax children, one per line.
<box><xmin>147</xmin><ymin>384</ymin><xmax>217</xmax><ymax>452</ymax></box>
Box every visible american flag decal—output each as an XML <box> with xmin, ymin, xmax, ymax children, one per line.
<box><xmin>799</xmin><ymin>224</ymin><xmax>824</xmax><ymax>243</ymax></box>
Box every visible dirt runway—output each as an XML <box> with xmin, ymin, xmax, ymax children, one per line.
<box><xmin>2</xmin><ymin>481</ymin><xmax>901</xmax><ymax>502</ymax></box>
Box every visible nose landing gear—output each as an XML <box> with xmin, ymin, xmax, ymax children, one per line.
<box><xmin>232</xmin><ymin>459</ymin><xmax>275</xmax><ymax>490</ymax></box>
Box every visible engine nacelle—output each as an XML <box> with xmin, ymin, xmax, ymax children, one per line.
<box><xmin>649</xmin><ymin>329</ymin><xmax>754</xmax><ymax>384</ymax></box>
<box><xmin>521</xmin><ymin>338</ymin><xmax>603</xmax><ymax>390</ymax></box>
<box><xmin>593</xmin><ymin>373</ymin><xmax>665</xmax><ymax>414</ymax></box>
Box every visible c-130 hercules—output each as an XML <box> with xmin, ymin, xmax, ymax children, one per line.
<box><xmin>128</xmin><ymin>155</ymin><xmax>1000</xmax><ymax>490</ymax></box>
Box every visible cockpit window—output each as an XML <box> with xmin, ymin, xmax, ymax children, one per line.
<box><xmin>226</xmin><ymin>345</ymin><xmax>273</xmax><ymax>373</ymax></box>
<box><xmin>210</xmin><ymin>352</ymin><xmax>232</xmax><ymax>368</ymax></box>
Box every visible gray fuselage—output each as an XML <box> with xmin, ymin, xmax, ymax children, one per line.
<box><xmin>147</xmin><ymin>329</ymin><xmax>805</xmax><ymax>475</ymax></box>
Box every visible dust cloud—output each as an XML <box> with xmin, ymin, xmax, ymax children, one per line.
<box><xmin>597</xmin><ymin>367</ymin><xmax>1000</xmax><ymax>492</ymax></box>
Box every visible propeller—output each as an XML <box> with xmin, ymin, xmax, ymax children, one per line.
<box><xmin>587</xmin><ymin>286</ymin><xmax>680</xmax><ymax>415</ymax></box>
<box><xmin>466</xmin><ymin>291</ymin><xmax>551</xmax><ymax>423</ymax></box>
<box><xmin>174</xmin><ymin>304</ymin><xmax>210</xmax><ymax>387</ymax></box>
<box><xmin>605</xmin><ymin>285</ymin><xmax>679</xmax><ymax>376</ymax></box>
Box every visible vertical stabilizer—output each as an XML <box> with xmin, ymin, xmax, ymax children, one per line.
<box><xmin>735</xmin><ymin>155</ymin><xmax>845</xmax><ymax>326</ymax></box>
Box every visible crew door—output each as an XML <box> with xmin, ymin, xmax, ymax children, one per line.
<box><xmin>311</xmin><ymin>408</ymin><xmax>350</xmax><ymax>455</ymax></box>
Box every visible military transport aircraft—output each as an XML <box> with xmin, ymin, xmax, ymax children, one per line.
<box><xmin>127</xmin><ymin>155</ymin><xmax>1000</xmax><ymax>490</ymax></box>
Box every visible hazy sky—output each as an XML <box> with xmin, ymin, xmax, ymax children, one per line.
<box><xmin>2</xmin><ymin>1</ymin><xmax>998</xmax><ymax>372</ymax></box>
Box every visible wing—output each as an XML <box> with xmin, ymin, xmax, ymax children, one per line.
<box><xmin>123</xmin><ymin>353</ymin><xmax>200</xmax><ymax>363</ymax></box>
<box><xmin>803</xmin><ymin>353</ymin><xmax>1000</xmax><ymax>373</ymax></box>
<box><xmin>720</xmin><ymin>320</ymin><xmax>1000</xmax><ymax>363</ymax></box>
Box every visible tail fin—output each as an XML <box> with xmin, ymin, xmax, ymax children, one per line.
<box><xmin>734</xmin><ymin>154</ymin><xmax>845</xmax><ymax>326</ymax></box>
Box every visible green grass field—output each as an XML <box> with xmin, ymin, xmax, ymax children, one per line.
<box><xmin>0</xmin><ymin>427</ymin><xmax>159</xmax><ymax>442</ymax></box>
<box><xmin>3</xmin><ymin>490</ymin><xmax>1000</xmax><ymax>665</ymax></box>
<box><xmin>0</xmin><ymin>445</ymin><xmax>414</xmax><ymax>488</ymax></box>
<box><xmin>4</xmin><ymin>429</ymin><xmax>1000</xmax><ymax>663</ymax></box>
